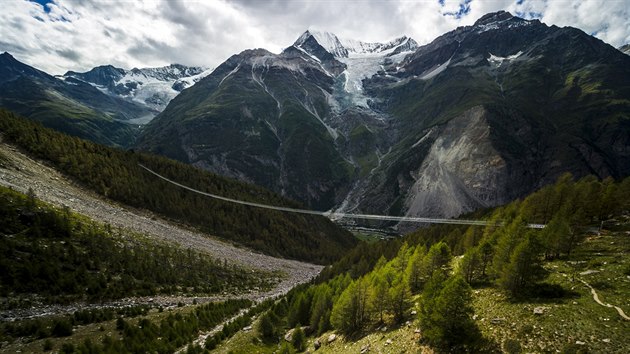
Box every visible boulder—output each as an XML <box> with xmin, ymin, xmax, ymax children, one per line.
<box><xmin>327</xmin><ymin>333</ymin><xmax>337</xmax><ymax>343</ymax></box>
<box><xmin>314</xmin><ymin>338</ymin><xmax>321</xmax><ymax>350</ymax></box>
<box><xmin>284</xmin><ymin>328</ymin><xmax>294</xmax><ymax>342</ymax></box>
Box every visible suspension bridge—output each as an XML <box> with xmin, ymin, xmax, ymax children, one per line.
<box><xmin>138</xmin><ymin>164</ymin><xmax>545</xmax><ymax>229</ymax></box>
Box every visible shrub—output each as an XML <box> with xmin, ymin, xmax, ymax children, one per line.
<box><xmin>43</xmin><ymin>339</ymin><xmax>53</xmax><ymax>351</ymax></box>
<box><xmin>51</xmin><ymin>318</ymin><xmax>73</xmax><ymax>337</ymax></box>
<box><xmin>504</xmin><ymin>338</ymin><xmax>522</xmax><ymax>354</ymax></box>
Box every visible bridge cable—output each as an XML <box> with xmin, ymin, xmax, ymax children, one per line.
<box><xmin>138</xmin><ymin>164</ymin><xmax>544</xmax><ymax>228</ymax></box>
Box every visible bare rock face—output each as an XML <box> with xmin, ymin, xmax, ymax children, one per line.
<box><xmin>403</xmin><ymin>106</ymin><xmax>507</xmax><ymax>219</ymax></box>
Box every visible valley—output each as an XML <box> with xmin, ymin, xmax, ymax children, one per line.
<box><xmin>0</xmin><ymin>138</ymin><xmax>323</xmax><ymax>301</ymax></box>
<box><xmin>1</xmin><ymin>4</ymin><xmax>629</xmax><ymax>353</ymax></box>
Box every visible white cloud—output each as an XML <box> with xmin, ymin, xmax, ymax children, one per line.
<box><xmin>1</xmin><ymin>0</ymin><xmax>628</xmax><ymax>75</ymax></box>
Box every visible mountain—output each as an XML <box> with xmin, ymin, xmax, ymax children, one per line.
<box><xmin>65</xmin><ymin>64</ymin><xmax>211</xmax><ymax>115</ymax></box>
<box><xmin>359</xmin><ymin>11</ymin><xmax>630</xmax><ymax>221</ymax></box>
<box><xmin>0</xmin><ymin>52</ymin><xmax>151</xmax><ymax>147</ymax></box>
<box><xmin>620</xmin><ymin>44</ymin><xmax>630</xmax><ymax>55</ymax></box>
<box><xmin>0</xmin><ymin>109</ymin><xmax>357</xmax><ymax>263</ymax></box>
<box><xmin>136</xmin><ymin>11</ymin><xmax>630</xmax><ymax>225</ymax></box>
<box><xmin>135</xmin><ymin>32</ymin><xmax>417</xmax><ymax>210</ymax></box>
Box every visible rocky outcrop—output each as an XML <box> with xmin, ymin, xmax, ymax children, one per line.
<box><xmin>403</xmin><ymin>106</ymin><xmax>508</xmax><ymax>219</ymax></box>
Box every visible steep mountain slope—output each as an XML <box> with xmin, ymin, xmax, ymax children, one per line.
<box><xmin>136</xmin><ymin>11</ymin><xmax>630</xmax><ymax>225</ymax></box>
<box><xmin>136</xmin><ymin>32</ymin><xmax>417</xmax><ymax>210</ymax></box>
<box><xmin>360</xmin><ymin>11</ymin><xmax>630</xmax><ymax>221</ymax></box>
<box><xmin>0</xmin><ymin>52</ymin><xmax>150</xmax><ymax>147</ymax></box>
<box><xmin>0</xmin><ymin>109</ymin><xmax>356</xmax><ymax>263</ymax></box>
<box><xmin>65</xmin><ymin>64</ymin><xmax>211</xmax><ymax>114</ymax></box>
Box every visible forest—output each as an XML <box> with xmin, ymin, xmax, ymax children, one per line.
<box><xmin>237</xmin><ymin>173</ymin><xmax>630</xmax><ymax>352</ymax></box>
<box><xmin>0</xmin><ymin>185</ymin><xmax>275</xmax><ymax>305</ymax></box>
<box><xmin>0</xmin><ymin>109</ymin><xmax>356</xmax><ymax>264</ymax></box>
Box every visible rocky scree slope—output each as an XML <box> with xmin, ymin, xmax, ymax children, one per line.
<box><xmin>136</xmin><ymin>11</ymin><xmax>630</xmax><ymax>227</ymax></box>
<box><xmin>360</xmin><ymin>10</ymin><xmax>630</xmax><ymax>222</ymax></box>
<box><xmin>0</xmin><ymin>139</ymin><xmax>323</xmax><ymax>313</ymax></box>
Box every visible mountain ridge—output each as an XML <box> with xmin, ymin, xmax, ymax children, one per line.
<box><xmin>135</xmin><ymin>12</ymin><xmax>630</xmax><ymax>226</ymax></box>
<box><xmin>0</xmin><ymin>52</ymin><xmax>151</xmax><ymax>147</ymax></box>
<box><xmin>64</xmin><ymin>63</ymin><xmax>211</xmax><ymax>113</ymax></box>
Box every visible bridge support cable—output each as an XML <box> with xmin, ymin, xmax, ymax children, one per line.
<box><xmin>138</xmin><ymin>164</ymin><xmax>544</xmax><ymax>229</ymax></box>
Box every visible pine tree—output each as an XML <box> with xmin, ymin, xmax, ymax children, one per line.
<box><xmin>405</xmin><ymin>245</ymin><xmax>426</xmax><ymax>293</ymax></box>
<box><xmin>498</xmin><ymin>234</ymin><xmax>545</xmax><ymax>297</ymax></box>
<box><xmin>460</xmin><ymin>247</ymin><xmax>482</xmax><ymax>284</ymax></box>
<box><xmin>389</xmin><ymin>277</ymin><xmax>412</xmax><ymax>323</ymax></box>
<box><xmin>419</xmin><ymin>274</ymin><xmax>480</xmax><ymax>350</ymax></box>
<box><xmin>257</xmin><ymin>312</ymin><xmax>276</xmax><ymax>341</ymax></box>
<box><xmin>369</xmin><ymin>274</ymin><xmax>389</xmax><ymax>324</ymax></box>
<box><xmin>330</xmin><ymin>277</ymin><xmax>370</xmax><ymax>333</ymax></box>
<box><xmin>291</xmin><ymin>325</ymin><xmax>306</xmax><ymax>352</ymax></box>
<box><xmin>422</xmin><ymin>241</ymin><xmax>452</xmax><ymax>278</ymax></box>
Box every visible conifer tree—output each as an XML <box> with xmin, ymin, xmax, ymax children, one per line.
<box><xmin>420</xmin><ymin>274</ymin><xmax>480</xmax><ymax>350</ymax></box>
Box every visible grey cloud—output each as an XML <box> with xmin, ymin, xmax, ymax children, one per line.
<box><xmin>164</xmin><ymin>0</ymin><xmax>208</xmax><ymax>30</ymax></box>
<box><xmin>1</xmin><ymin>0</ymin><xmax>629</xmax><ymax>76</ymax></box>
<box><xmin>55</xmin><ymin>48</ymin><xmax>82</xmax><ymax>62</ymax></box>
<box><xmin>0</xmin><ymin>41</ymin><xmax>27</xmax><ymax>55</ymax></box>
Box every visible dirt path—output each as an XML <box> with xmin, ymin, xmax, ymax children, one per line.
<box><xmin>0</xmin><ymin>141</ymin><xmax>323</xmax><ymax>318</ymax></box>
<box><xmin>174</xmin><ymin>307</ymin><xmax>251</xmax><ymax>353</ymax></box>
<box><xmin>578</xmin><ymin>279</ymin><xmax>630</xmax><ymax>321</ymax></box>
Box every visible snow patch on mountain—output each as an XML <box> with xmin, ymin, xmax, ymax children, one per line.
<box><xmin>306</xmin><ymin>31</ymin><xmax>349</xmax><ymax>57</ymax></box>
<box><xmin>295</xmin><ymin>31</ymin><xmax>418</xmax><ymax>108</ymax></box>
<box><xmin>297</xmin><ymin>30</ymin><xmax>418</xmax><ymax>58</ymax></box>
<box><xmin>420</xmin><ymin>59</ymin><xmax>451</xmax><ymax>80</ymax></box>
<box><xmin>488</xmin><ymin>51</ymin><xmax>523</xmax><ymax>67</ymax></box>
<box><xmin>340</xmin><ymin>52</ymin><xmax>411</xmax><ymax>108</ymax></box>
<box><xmin>475</xmin><ymin>16</ymin><xmax>533</xmax><ymax>34</ymax></box>
<box><xmin>65</xmin><ymin>64</ymin><xmax>212</xmax><ymax>114</ymax></box>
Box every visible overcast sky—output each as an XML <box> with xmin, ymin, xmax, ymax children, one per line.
<box><xmin>2</xmin><ymin>0</ymin><xmax>629</xmax><ymax>75</ymax></box>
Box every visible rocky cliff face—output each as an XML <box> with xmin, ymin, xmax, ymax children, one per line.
<box><xmin>136</xmin><ymin>12</ymin><xmax>630</xmax><ymax>226</ymax></box>
<box><xmin>353</xmin><ymin>11</ymin><xmax>630</xmax><ymax>224</ymax></box>
<box><xmin>403</xmin><ymin>106</ymin><xmax>508</xmax><ymax>219</ymax></box>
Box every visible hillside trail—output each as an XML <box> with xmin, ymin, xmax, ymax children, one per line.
<box><xmin>174</xmin><ymin>307</ymin><xmax>250</xmax><ymax>354</ymax></box>
<box><xmin>0</xmin><ymin>140</ymin><xmax>323</xmax><ymax>319</ymax></box>
<box><xmin>578</xmin><ymin>278</ymin><xmax>630</xmax><ymax>321</ymax></box>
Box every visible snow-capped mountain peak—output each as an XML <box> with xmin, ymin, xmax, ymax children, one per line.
<box><xmin>472</xmin><ymin>11</ymin><xmax>534</xmax><ymax>33</ymax></box>
<box><xmin>291</xmin><ymin>30</ymin><xmax>419</xmax><ymax>109</ymax></box>
<box><xmin>293</xmin><ymin>30</ymin><xmax>418</xmax><ymax>59</ymax></box>
<box><xmin>64</xmin><ymin>63</ymin><xmax>212</xmax><ymax>113</ymax></box>
<box><xmin>294</xmin><ymin>30</ymin><xmax>349</xmax><ymax>58</ymax></box>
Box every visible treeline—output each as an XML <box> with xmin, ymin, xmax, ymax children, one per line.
<box><xmin>0</xmin><ymin>185</ymin><xmax>273</xmax><ymax>303</ymax></box>
<box><xmin>2</xmin><ymin>305</ymin><xmax>151</xmax><ymax>341</ymax></box>
<box><xmin>57</xmin><ymin>299</ymin><xmax>251</xmax><ymax>354</ymax></box>
<box><xmin>0</xmin><ymin>109</ymin><xmax>356</xmax><ymax>264</ymax></box>
<box><xmin>248</xmin><ymin>174</ymin><xmax>630</xmax><ymax>352</ymax></box>
<box><xmin>203</xmin><ymin>298</ymin><xmax>274</xmax><ymax>351</ymax></box>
